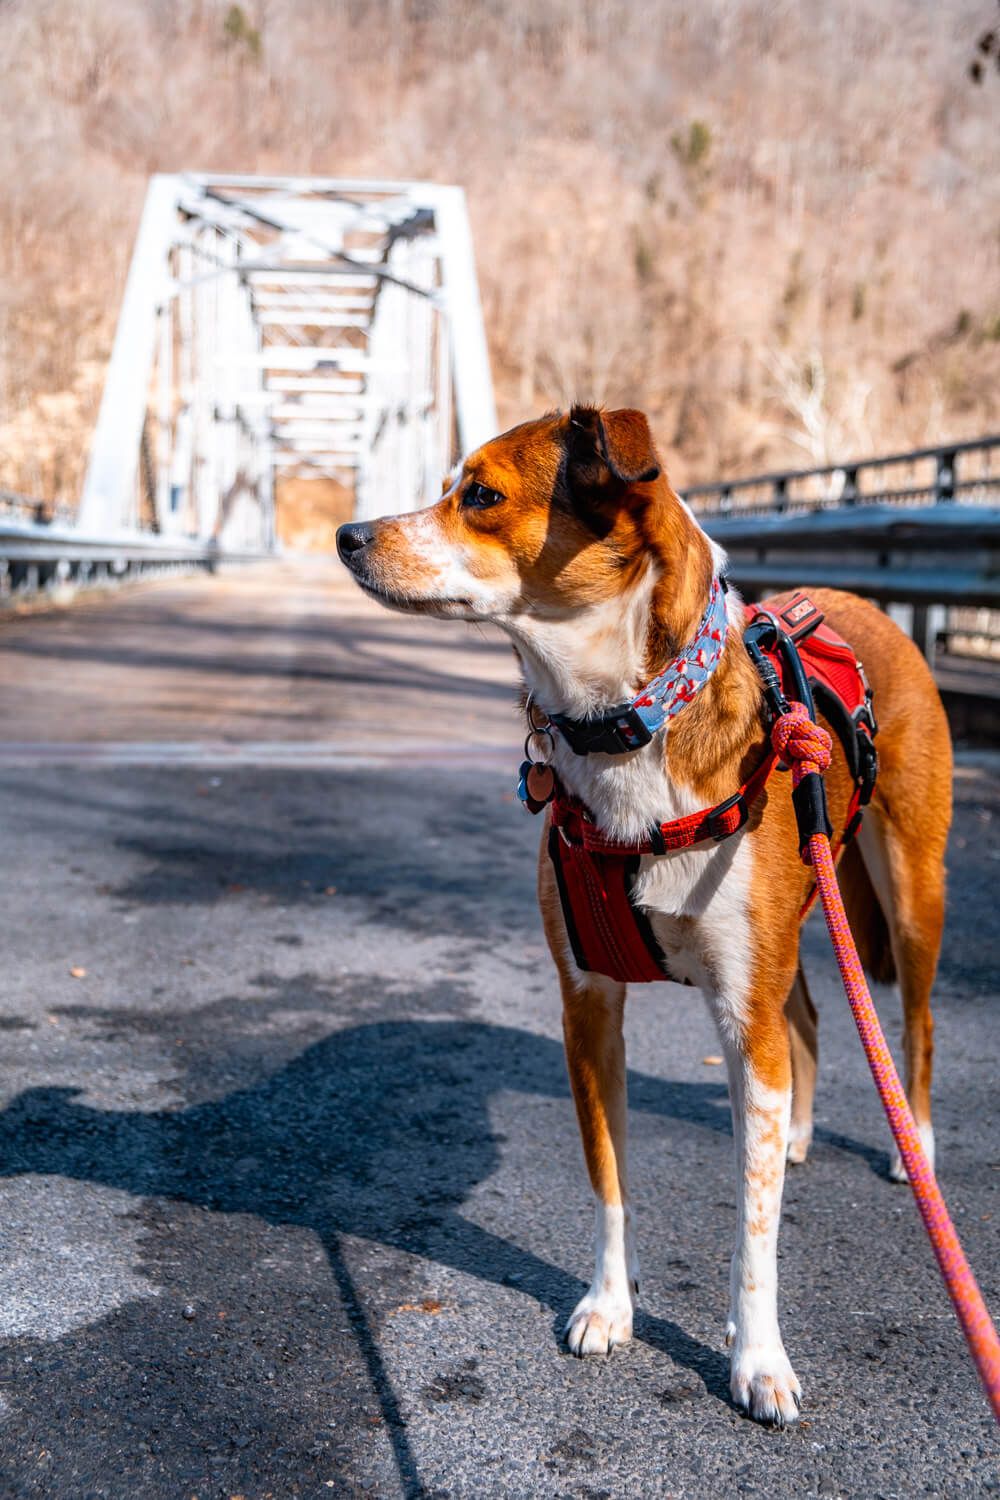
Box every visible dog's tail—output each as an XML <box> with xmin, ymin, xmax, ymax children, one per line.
<box><xmin>836</xmin><ymin>839</ymin><xmax>897</xmax><ymax>985</ymax></box>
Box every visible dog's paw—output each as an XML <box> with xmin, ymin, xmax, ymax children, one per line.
<box><xmin>565</xmin><ymin>1288</ymin><xmax>634</xmax><ymax>1357</ymax></box>
<box><xmin>889</xmin><ymin>1122</ymin><xmax>935</xmax><ymax>1184</ymax></box>
<box><xmin>730</xmin><ymin>1342</ymin><xmax>801</xmax><ymax>1427</ymax></box>
<box><xmin>786</xmin><ymin>1122</ymin><xmax>812</xmax><ymax>1165</ymax></box>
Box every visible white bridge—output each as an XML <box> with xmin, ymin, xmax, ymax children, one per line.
<box><xmin>4</xmin><ymin>175</ymin><xmax>997</xmax><ymax>692</ymax></box>
<box><xmin>2</xmin><ymin>173</ymin><xmax>496</xmax><ymax>586</ymax></box>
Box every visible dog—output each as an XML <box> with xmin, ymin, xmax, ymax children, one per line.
<box><xmin>336</xmin><ymin>406</ymin><xmax>952</xmax><ymax>1424</ymax></box>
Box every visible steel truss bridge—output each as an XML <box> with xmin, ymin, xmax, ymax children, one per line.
<box><xmin>0</xmin><ymin>173</ymin><xmax>496</xmax><ymax>591</ymax></box>
<box><xmin>0</xmin><ymin>169</ymin><xmax>997</xmax><ymax>696</ymax></box>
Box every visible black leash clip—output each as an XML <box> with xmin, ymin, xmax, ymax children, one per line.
<box><xmin>744</xmin><ymin>611</ymin><xmax>831</xmax><ymax>855</ymax></box>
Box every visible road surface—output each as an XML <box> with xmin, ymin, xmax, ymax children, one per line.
<box><xmin>0</xmin><ymin>561</ymin><xmax>996</xmax><ymax>1498</ymax></box>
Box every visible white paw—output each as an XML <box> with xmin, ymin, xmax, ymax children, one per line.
<box><xmin>889</xmin><ymin>1121</ymin><xmax>935</xmax><ymax>1184</ymax></box>
<box><xmin>565</xmin><ymin>1286</ymin><xmax>635</xmax><ymax>1357</ymax></box>
<box><xmin>730</xmin><ymin>1342</ymin><xmax>802</xmax><ymax>1426</ymax></box>
<box><xmin>786</xmin><ymin>1122</ymin><xmax>812</xmax><ymax>1166</ymax></box>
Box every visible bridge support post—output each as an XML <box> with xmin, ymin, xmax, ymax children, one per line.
<box><xmin>79</xmin><ymin>175</ymin><xmax>182</xmax><ymax>535</ymax></box>
<box><xmin>935</xmin><ymin>450</ymin><xmax>956</xmax><ymax>503</ymax></box>
<box><xmin>426</xmin><ymin>186</ymin><xmax>498</xmax><ymax>453</ymax></box>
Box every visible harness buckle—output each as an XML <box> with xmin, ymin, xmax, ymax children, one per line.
<box><xmin>851</xmin><ymin>689</ymin><xmax>879</xmax><ymax>805</ymax></box>
<box><xmin>706</xmin><ymin>792</ymin><xmax>749</xmax><ymax>842</ymax></box>
<box><xmin>854</xmin><ymin>725</ymin><xmax>879</xmax><ymax>805</ymax></box>
<box><xmin>852</xmin><ymin>697</ymin><xmax>878</xmax><ymax>740</ymax></box>
<box><xmin>647</xmin><ymin>823</ymin><xmax>667</xmax><ymax>855</ymax></box>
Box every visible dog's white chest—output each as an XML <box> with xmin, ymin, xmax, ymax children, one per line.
<box><xmin>552</xmin><ymin>737</ymin><xmax>754</xmax><ymax>1002</ymax></box>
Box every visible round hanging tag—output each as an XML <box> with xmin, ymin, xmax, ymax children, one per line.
<box><xmin>526</xmin><ymin>763</ymin><xmax>555</xmax><ymax>804</ymax></box>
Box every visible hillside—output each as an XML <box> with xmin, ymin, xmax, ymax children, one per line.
<box><xmin>1</xmin><ymin>0</ymin><xmax>998</xmax><ymax>519</ymax></box>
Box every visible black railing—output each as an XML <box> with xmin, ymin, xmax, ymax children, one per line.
<box><xmin>681</xmin><ymin>434</ymin><xmax>1000</xmax><ymax>518</ymax></box>
<box><xmin>1</xmin><ymin>487</ymin><xmax>48</xmax><ymax>522</ymax></box>
<box><xmin>681</xmin><ymin>436</ymin><xmax>1000</xmax><ymax>676</ymax></box>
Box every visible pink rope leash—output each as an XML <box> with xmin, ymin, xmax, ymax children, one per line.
<box><xmin>773</xmin><ymin>704</ymin><xmax>1000</xmax><ymax>1421</ymax></box>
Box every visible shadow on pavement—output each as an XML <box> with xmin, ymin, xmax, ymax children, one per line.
<box><xmin>0</xmin><ymin>618</ymin><xmax>514</xmax><ymax>701</ymax></box>
<box><xmin>0</xmin><ymin>767</ymin><xmax>536</xmax><ymax>940</ymax></box>
<box><xmin>0</xmin><ymin>1015</ymin><xmax>736</xmax><ymax>1494</ymax></box>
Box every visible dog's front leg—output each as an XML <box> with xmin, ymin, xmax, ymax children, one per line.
<box><xmin>560</xmin><ymin>970</ymin><xmax>638</xmax><ymax>1356</ymax></box>
<box><xmin>712</xmin><ymin>984</ymin><xmax>801</xmax><ymax>1425</ymax></box>
<box><xmin>539</xmin><ymin>849</ymin><xmax>637</xmax><ymax>1356</ymax></box>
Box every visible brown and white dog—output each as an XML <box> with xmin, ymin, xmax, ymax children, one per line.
<box><xmin>336</xmin><ymin>406</ymin><xmax>952</xmax><ymax>1425</ymax></box>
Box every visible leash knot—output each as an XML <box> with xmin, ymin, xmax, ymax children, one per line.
<box><xmin>770</xmin><ymin>703</ymin><xmax>832</xmax><ymax>781</ymax></box>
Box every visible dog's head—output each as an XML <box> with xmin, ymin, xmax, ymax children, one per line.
<box><xmin>336</xmin><ymin>405</ymin><xmax>713</xmax><ymax>636</ymax></box>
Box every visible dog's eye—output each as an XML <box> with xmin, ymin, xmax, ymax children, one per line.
<box><xmin>462</xmin><ymin>482</ymin><xmax>504</xmax><ymax>510</ymax></box>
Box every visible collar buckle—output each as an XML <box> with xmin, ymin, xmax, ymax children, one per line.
<box><xmin>551</xmin><ymin>703</ymin><xmax>653</xmax><ymax>757</ymax></box>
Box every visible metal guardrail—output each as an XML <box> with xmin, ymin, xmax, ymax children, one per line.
<box><xmin>683</xmin><ymin>438</ymin><xmax>1000</xmax><ymax>673</ymax></box>
<box><xmin>0</xmin><ymin>519</ymin><xmax>270</xmax><ymax>589</ymax></box>
<box><xmin>699</xmin><ymin>503</ymin><xmax>1000</xmax><ymax>609</ymax></box>
<box><xmin>683</xmin><ymin>438</ymin><xmax>1000</xmax><ymax>693</ymax></box>
<box><xmin>683</xmin><ymin>434</ymin><xmax>1000</xmax><ymax>516</ymax></box>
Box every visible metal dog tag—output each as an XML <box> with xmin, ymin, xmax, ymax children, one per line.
<box><xmin>516</xmin><ymin>759</ymin><xmax>554</xmax><ymax>814</ymax></box>
<box><xmin>526</xmin><ymin>762</ymin><xmax>555</xmax><ymax>804</ymax></box>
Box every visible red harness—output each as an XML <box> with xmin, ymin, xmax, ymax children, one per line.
<box><xmin>547</xmin><ymin>592</ymin><xmax>878</xmax><ymax>984</ymax></box>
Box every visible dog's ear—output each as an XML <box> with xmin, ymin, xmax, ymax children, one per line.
<box><xmin>565</xmin><ymin>405</ymin><xmax>661</xmax><ymax>496</ymax></box>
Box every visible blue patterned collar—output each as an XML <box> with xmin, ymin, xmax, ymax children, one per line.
<box><xmin>547</xmin><ymin>577</ymin><xmax>730</xmax><ymax>756</ymax></box>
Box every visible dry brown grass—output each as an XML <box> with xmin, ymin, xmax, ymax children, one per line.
<box><xmin>1</xmin><ymin>0</ymin><xmax>998</xmax><ymax>515</ymax></box>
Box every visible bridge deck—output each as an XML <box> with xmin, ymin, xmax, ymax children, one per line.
<box><xmin>0</xmin><ymin>559</ymin><xmax>520</xmax><ymax>757</ymax></box>
<box><xmin>0</xmin><ymin>565</ymin><xmax>996</xmax><ymax>1496</ymax></box>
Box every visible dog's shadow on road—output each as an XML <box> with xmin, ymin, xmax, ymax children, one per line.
<box><xmin>0</xmin><ymin>1011</ymin><xmax>739</xmax><ymax>1483</ymax></box>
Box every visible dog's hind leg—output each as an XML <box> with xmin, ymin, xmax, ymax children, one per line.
<box><xmin>785</xmin><ymin>965</ymin><xmax>818</xmax><ymax>1166</ymax></box>
<box><xmin>858</xmin><ymin>807</ymin><xmax>945</xmax><ymax>1182</ymax></box>
<box><xmin>711</xmin><ymin>942</ymin><xmax>802</xmax><ymax>1426</ymax></box>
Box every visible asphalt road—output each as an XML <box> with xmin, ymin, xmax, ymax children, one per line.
<box><xmin>0</xmin><ymin>561</ymin><xmax>997</xmax><ymax>1499</ymax></box>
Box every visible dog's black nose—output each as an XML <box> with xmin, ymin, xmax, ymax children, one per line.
<box><xmin>336</xmin><ymin>521</ymin><xmax>375</xmax><ymax>565</ymax></box>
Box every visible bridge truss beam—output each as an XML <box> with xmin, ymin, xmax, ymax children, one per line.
<box><xmin>4</xmin><ymin>173</ymin><xmax>497</xmax><ymax>594</ymax></box>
